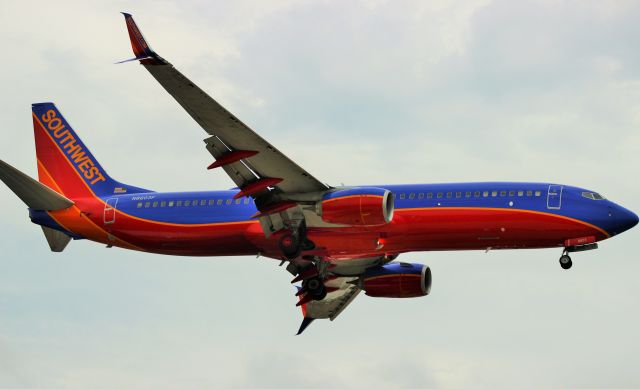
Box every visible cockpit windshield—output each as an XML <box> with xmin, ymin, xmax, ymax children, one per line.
<box><xmin>582</xmin><ymin>192</ymin><xmax>606</xmax><ymax>200</ymax></box>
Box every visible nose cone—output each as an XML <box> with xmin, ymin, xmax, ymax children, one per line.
<box><xmin>614</xmin><ymin>205</ymin><xmax>639</xmax><ymax>235</ymax></box>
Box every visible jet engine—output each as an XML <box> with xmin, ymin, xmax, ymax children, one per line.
<box><xmin>361</xmin><ymin>262</ymin><xmax>432</xmax><ymax>298</ymax></box>
<box><xmin>320</xmin><ymin>187</ymin><xmax>394</xmax><ymax>226</ymax></box>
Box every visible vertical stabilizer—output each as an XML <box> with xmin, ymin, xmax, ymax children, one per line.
<box><xmin>31</xmin><ymin>102</ymin><xmax>151</xmax><ymax>199</ymax></box>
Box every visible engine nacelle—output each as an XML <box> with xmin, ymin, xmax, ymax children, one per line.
<box><xmin>362</xmin><ymin>262</ymin><xmax>432</xmax><ymax>298</ymax></box>
<box><xmin>320</xmin><ymin>187</ymin><xmax>394</xmax><ymax>226</ymax></box>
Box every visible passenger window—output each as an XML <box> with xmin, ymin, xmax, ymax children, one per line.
<box><xmin>500</xmin><ymin>191</ymin><xmax>506</xmax><ymax>197</ymax></box>
<box><xmin>144</xmin><ymin>202</ymin><xmax>150</xmax><ymax>208</ymax></box>
<box><xmin>177</xmin><ymin>201</ymin><xmax>183</xmax><ymax>207</ymax></box>
<box><xmin>465</xmin><ymin>192</ymin><xmax>472</xmax><ymax>198</ymax></box>
<box><xmin>184</xmin><ymin>200</ymin><xmax>191</xmax><ymax>206</ymax></box>
<box><xmin>517</xmin><ymin>191</ymin><xmax>524</xmax><ymax>197</ymax></box>
<box><xmin>400</xmin><ymin>193</ymin><xmax>406</xmax><ymax>200</ymax></box>
<box><xmin>456</xmin><ymin>192</ymin><xmax>462</xmax><ymax>198</ymax></box>
<box><xmin>160</xmin><ymin>201</ymin><xmax>166</xmax><ymax>207</ymax></box>
<box><xmin>217</xmin><ymin>199</ymin><xmax>223</xmax><ymax>205</ymax></box>
<box><xmin>535</xmin><ymin>191</ymin><xmax>541</xmax><ymax>197</ymax></box>
<box><xmin>509</xmin><ymin>191</ymin><xmax>515</xmax><ymax>197</ymax></box>
<box><xmin>226</xmin><ymin>199</ymin><xmax>232</xmax><ymax>205</ymax></box>
<box><xmin>137</xmin><ymin>202</ymin><xmax>142</xmax><ymax>208</ymax></box>
<box><xmin>193</xmin><ymin>200</ymin><xmax>198</xmax><ymax>207</ymax></box>
<box><xmin>526</xmin><ymin>191</ymin><xmax>533</xmax><ymax>196</ymax></box>
<box><xmin>244</xmin><ymin>198</ymin><xmax>250</xmax><ymax>204</ymax></box>
<box><xmin>209</xmin><ymin>199</ymin><xmax>215</xmax><ymax>206</ymax></box>
<box><xmin>474</xmin><ymin>191</ymin><xmax>480</xmax><ymax>197</ymax></box>
<box><xmin>409</xmin><ymin>193</ymin><xmax>415</xmax><ymax>200</ymax></box>
<box><xmin>235</xmin><ymin>199</ymin><xmax>241</xmax><ymax>204</ymax></box>
<box><xmin>446</xmin><ymin>192</ymin><xmax>452</xmax><ymax>198</ymax></box>
<box><xmin>168</xmin><ymin>201</ymin><xmax>174</xmax><ymax>207</ymax></box>
<box><xmin>200</xmin><ymin>200</ymin><xmax>207</xmax><ymax>206</ymax></box>
<box><xmin>152</xmin><ymin>201</ymin><xmax>158</xmax><ymax>208</ymax></box>
<box><xmin>437</xmin><ymin>193</ymin><xmax>443</xmax><ymax>199</ymax></box>
<box><xmin>483</xmin><ymin>191</ymin><xmax>489</xmax><ymax>197</ymax></box>
<box><xmin>418</xmin><ymin>193</ymin><xmax>424</xmax><ymax>200</ymax></box>
<box><xmin>427</xmin><ymin>193</ymin><xmax>433</xmax><ymax>199</ymax></box>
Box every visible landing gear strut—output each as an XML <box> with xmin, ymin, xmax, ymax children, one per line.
<box><xmin>559</xmin><ymin>253</ymin><xmax>572</xmax><ymax>270</ymax></box>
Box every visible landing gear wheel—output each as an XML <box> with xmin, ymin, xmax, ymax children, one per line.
<box><xmin>559</xmin><ymin>254</ymin><xmax>572</xmax><ymax>270</ymax></box>
<box><xmin>301</xmin><ymin>239</ymin><xmax>316</xmax><ymax>251</ymax></box>
<box><xmin>303</xmin><ymin>277</ymin><xmax>327</xmax><ymax>300</ymax></box>
<box><xmin>279</xmin><ymin>233</ymin><xmax>301</xmax><ymax>260</ymax></box>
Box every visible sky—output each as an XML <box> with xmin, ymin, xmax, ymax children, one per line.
<box><xmin>1</xmin><ymin>0</ymin><xmax>639</xmax><ymax>388</ymax></box>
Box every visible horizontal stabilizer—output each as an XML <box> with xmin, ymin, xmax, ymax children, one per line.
<box><xmin>41</xmin><ymin>226</ymin><xmax>71</xmax><ymax>252</ymax></box>
<box><xmin>0</xmin><ymin>159</ymin><xmax>74</xmax><ymax>210</ymax></box>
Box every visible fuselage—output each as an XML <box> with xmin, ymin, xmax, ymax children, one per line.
<box><xmin>30</xmin><ymin>182</ymin><xmax>639</xmax><ymax>260</ymax></box>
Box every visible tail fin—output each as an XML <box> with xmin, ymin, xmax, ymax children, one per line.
<box><xmin>32</xmin><ymin>102</ymin><xmax>151</xmax><ymax>199</ymax></box>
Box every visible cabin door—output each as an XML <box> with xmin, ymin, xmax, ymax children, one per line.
<box><xmin>104</xmin><ymin>198</ymin><xmax>118</xmax><ymax>224</ymax></box>
<box><xmin>547</xmin><ymin>185</ymin><xmax>563</xmax><ymax>210</ymax></box>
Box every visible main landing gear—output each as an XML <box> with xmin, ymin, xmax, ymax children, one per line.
<box><xmin>278</xmin><ymin>221</ymin><xmax>327</xmax><ymax>303</ymax></box>
<box><xmin>290</xmin><ymin>261</ymin><xmax>328</xmax><ymax>305</ymax></box>
<box><xmin>302</xmin><ymin>276</ymin><xmax>327</xmax><ymax>301</ymax></box>
<box><xmin>278</xmin><ymin>221</ymin><xmax>315</xmax><ymax>260</ymax></box>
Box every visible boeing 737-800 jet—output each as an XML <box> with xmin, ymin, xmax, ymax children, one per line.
<box><xmin>0</xmin><ymin>14</ymin><xmax>637</xmax><ymax>334</ymax></box>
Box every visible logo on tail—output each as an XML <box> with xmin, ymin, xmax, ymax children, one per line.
<box><xmin>39</xmin><ymin>109</ymin><xmax>107</xmax><ymax>186</ymax></box>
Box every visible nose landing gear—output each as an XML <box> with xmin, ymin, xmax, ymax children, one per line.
<box><xmin>558</xmin><ymin>242</ymin><xmax>598</xmax><ymax>270</ymax></box>
<box><xmin>559</xmin><ymin>254</ymin><xmax>572</xmax><ymax>270</ymax></box>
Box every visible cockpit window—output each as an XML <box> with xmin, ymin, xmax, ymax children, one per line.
<box><xmin>582</xmin><ymin>192</ymin><xmax>606</xmax><ymax>200</ymax></box>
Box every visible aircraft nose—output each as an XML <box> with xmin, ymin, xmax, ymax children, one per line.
<box><xmin>615</xmin><ymin>205</ymin><xmax>639</xmax><ymax>234</ymax></box>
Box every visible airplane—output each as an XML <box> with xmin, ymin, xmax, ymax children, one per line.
<box><xmin>0</xmin><ymin>13</ymin><xmax>637</xmax><ymax>335</ymax></box>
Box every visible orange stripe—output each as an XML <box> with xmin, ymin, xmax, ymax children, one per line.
<box><xmin>395</xmin><ymin>207</ymin><xmax>610</xmax><ymax>238</ymax></box>
<box><xmin>36</xmin><ymin>159</ymin><xmax>66</xmax><ymax>195</ymax></box>
<box><xmin>36</xmin><ymin>158</ymin><xmax>144</xmax><ymax>250</ymax></box>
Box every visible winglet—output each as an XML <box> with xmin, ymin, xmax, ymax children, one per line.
<box><xmin>119</xmin><ymin>13</ymin><xmax>165</xmax><ymax>65</ymax></box>
<box><xmin>296</xmin><ymin>317</ymin><xmax>315</xmax><ymax>336</ymax></box>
